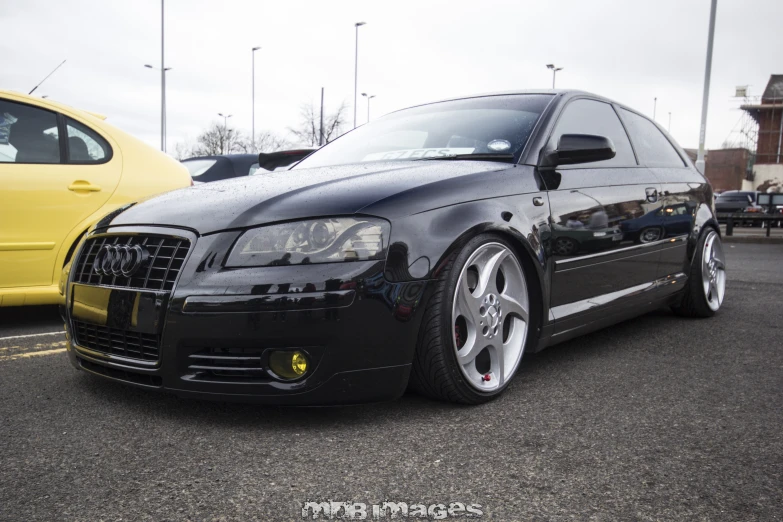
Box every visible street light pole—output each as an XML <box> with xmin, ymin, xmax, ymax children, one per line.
<box><xmin>218</xmin><ymin>113</ymin><xmax>232</xmax><ymax>154</ymax></box>
<box><xmin>696</xmin><ymin>0</ymin><xmax>718</xmax><ymax>174</ymax></box>
<box><xmin>145</xmin><ymin>64</ymin><xmax>171</xmax><ymax>152</ymax></box>
<box><xmin>161</xmin><ymin>0</ymin><xmax>165</xmax><ymax>152</ymax></box>
<box><xmin>319</xmin><ymin>87</ymin><xmax>325</xmax><ymax>146</ymax></box>
<box><xmin>546</xmin><ymin>64</ymin><xmax>563</xmax><ymax>89</ymax></box>
<box><xmin>653</xmin><ymin>97</ymin><xmax>657</xmax><ymax>120</ymax></box>
<box><xmin>362</xmin><ymin>92</ymin><xmax>375</xmax><ymax>123</ymax></box>
<box><xmin>218</xmin><ymin>113</ymin><xmax>232</xmax><ymax>129</ymax></box>
<box><xmin>353</xmin><ymin>22</ymin><xmax>366</xmax><ymax>129</ymax></box>
<box><xmin>668</xmin><ymin>112</ymin><xmax>672</xmax><ymax>133</ymax></box>
<box><xmin>252</xmin><ymin>46</ymin><xmax>261</xmax><ymax>149</ymax></box>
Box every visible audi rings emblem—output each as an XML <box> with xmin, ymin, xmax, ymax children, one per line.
<box><xmin>93</xmin><ymin>244</ymin><xmax>149</xmax><ymax>277</ymax></box>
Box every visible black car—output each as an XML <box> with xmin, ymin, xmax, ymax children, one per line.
<box><xmin>715</xmin><ymin>190</ymin><xmax>759</xmax><ymax>215</ymax></box>
<box><xmin>182</xmin><ymin>154</ymin><xmax>260</xmax><ymax>183</ymax></box>
<box><xmin>255</xmin><ymin>149</ymin><xmax>316</xmax><ymax>172</ymax></box>
<box><xmin>182</xmin><ymin>150</ymin><xmax>314</xmax><ymax>183</ymax></box>
<box><xmin>61</xmin><ymin>90</ymin><xmax>726</xmax><ymax>405</ymax></box>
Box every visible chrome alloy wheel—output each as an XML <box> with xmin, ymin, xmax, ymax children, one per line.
<box><xmin>451</xmin><ymin>243</ymin><xmax>529</xmax><ymax>392</ymax></box>
<box><xmin>701</xmin><ymin>230</ymin><xmax>726</xmax><ymax>311</ymax></box>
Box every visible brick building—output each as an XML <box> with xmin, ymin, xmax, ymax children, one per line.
<box><xmin>741</xmin><ymin>75</ymin><xmax>783</xmax><ymax>192</ymax></box>
<box><xmin>704</xmin><ymin>148</ymin><xmax>753</xmax><ymax>192</ymax></box>
<box><xmin>682</xmin><ymin>148</ymin><xmax>752</xmax><ymax>193</ymax></box>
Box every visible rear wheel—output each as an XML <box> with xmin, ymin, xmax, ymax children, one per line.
<box><xmin>673</xmin><ymin>229</ymin><xmax>726</xmax><ymax>317</ymax></box>
<box><xmin>553</xmin><ymin>236</ymin><xmax>579</xmax><ymax>256</ymax></box>
<box><xmin>410</xmin><ymin>235</ymin><xmax>534</xmax><ymax>404</ymax></box>
<box><xmin>638</xmin><ymin>226</ymin><xmax>662</xmax><ymax>244</ymax></box>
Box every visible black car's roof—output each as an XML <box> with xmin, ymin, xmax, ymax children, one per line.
<box><xmin>398</xmin><ymin>89</ymin><xmax>614</xmax><ymax>114</ymax></box>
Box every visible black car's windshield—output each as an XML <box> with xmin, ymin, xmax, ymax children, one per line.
<box><xmin>294</xmin><ymin>94</ymin><xmax>553</xmax><ymax>169</ymax></box>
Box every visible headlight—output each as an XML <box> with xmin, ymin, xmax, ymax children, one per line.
<box><xmin>226</xmin><ymin>217</ymin><xmax>390</xmax><ymax>267</ymax></box>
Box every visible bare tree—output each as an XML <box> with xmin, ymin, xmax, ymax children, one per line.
<box><xmin>172</xmin><ymin>124</ymin><xmax>290</xmax><ymax>160</ymax></box>
<box><xmin>234</xmin><ymin>130</ymin><xmax>292</xmax><ymax>154</ymax></box>
<box><xmin>289</xmin><ymin>101</ymin><xmax>348</xmax><ymax>147</ymax></box>
<box><xmin>191</xmin><ymin>122</ymin><xmax>244</xmax><ymax>156</ymax></box>
<box><xmin>172</xmin><ymin>140</ymin><xmax>195</xmax><ymax>161</ymax></box>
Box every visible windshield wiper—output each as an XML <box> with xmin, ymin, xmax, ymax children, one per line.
<box><xmin>413</xmin><ymin>153</ymin><xmax>515</xmax><ymax>163</ymax></box>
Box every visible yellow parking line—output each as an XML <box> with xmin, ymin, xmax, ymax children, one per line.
<box><xmin>0</xmin><ymin>340</ymin><xmax>66</xmax><ymax>352</ymax></box>
<box><xmin>0</xmin><ymin>348</ymin><xmax>67</xmax><ymax>361</ymax></box>
<box><xmin>0</xmin><ymin>331</ymin><xmax>64</xmax><ymax>341</ymax></box>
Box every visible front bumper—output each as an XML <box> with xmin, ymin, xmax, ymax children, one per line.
<box><xmin>62</xmin><ymin>226</ymin><xmax>429</xmax><ymax>405</ymax></box>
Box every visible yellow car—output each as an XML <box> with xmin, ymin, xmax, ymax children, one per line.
<box><xmin>0</xmin><ymin>90</ymin><xmax>191</xmax><ymax>307</ymax></box>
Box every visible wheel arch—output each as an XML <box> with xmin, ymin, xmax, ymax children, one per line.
<box><xmin>63</xmin><ymin>227</ymin><xmax>89</xmax><ymax>267</ymax></box>
<box><xmin>686</xmin><ymin>213</ymin><xmax>721</xmax><ymax>269</ymax></box>
<box><xmin>407</xmin><ymin>221</ymin><xmax>548</xmax><ymax>354</ymax></box>
<box><xmin>383</xmin><ymin>197</ymin><xmax>552</xmax><ymax>349</ymax></box>
<box><xmin>486</xmin><ymin>228</ymin><xmax>546</xmax><ymax>350</ymax></box>
<box><xmin>440</xmin><ymin>224</ymin><xmax>545</xmax><ymax>312</ymax></box>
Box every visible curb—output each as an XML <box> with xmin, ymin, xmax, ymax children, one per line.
<box><xmin>722</xmin><ymin>235</ymin><xmax>783</xmax><ymax>244</ymax></box>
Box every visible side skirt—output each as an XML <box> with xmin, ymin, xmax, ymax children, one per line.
<box><xmin>535</xmin><ymin>273</ymin><xmax>687</xmax><ymax>350</ymax></box>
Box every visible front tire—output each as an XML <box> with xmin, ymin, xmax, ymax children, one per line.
<box><xmin>410</xmin><ymin>234</ymin><xmax>534</xmax><ymax>404</ymax></box>
<box><xmin>673</xmin><ymin>229</ymin><xmax>726</xmax><ymax>317</ymax></box>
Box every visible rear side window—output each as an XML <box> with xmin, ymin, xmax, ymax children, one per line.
<box><xmin>66</xmin><ymin>118</ymin><xmax>110</xmax><ymax>163</ymax></box>
<box><xmin>549</xmin><ymin>99</ymin><xmax>636</xmax><ymax>168</ymax></box>
<box><xmin>619</xmin><ymin>109</ymin><xmax>685</xmax><ymax>167</ymax></box>
<box><xmin>0</xmin><ymin>98</ymin><xmax>61</xmax><ymax>164</ymax></box>
<box><xmin>183</xmin><ymin>159</ymin><xmax>217</xmax><ymax>177</ymax></box>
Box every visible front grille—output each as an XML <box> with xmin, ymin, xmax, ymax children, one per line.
<box><xmin>73</xmin><ymin>234</ymin><xmax>190</xmax><ymax>291</ymax></box>
<box><xmin>73</xmin><ymin>320</ymin><xmax>160</xmax><ymax>362</ymax></box>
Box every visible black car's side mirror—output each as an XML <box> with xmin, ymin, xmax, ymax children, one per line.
<box><xmin>539</xmin><ymin>134</ymin><xmax>616</xmax><ymax>169</ymax></box>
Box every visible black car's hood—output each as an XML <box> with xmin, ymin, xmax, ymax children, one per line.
<box><xmin>109</xmin><ymin>161</ymin><xmax>510</xmax><ymax>234</ymax></box>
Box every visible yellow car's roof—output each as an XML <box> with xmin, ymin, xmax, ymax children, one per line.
<box><xmin>0</xmin><ymin>90</ymin><xmax>107</xmax><ymax>121</ymax></box>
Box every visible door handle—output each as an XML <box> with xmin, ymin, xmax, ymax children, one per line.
<box><xmin>645</xmin><ymin>187</ymin><xmax>658</xmax><ymax>203</ymax></box>
<box><xmin>68</xmin><ymin>181</ymin><xmax>102</xmax><ymax>192</ymax></box>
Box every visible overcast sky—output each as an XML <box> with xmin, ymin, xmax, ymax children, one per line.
<box><xmin>3</xmin><ymin>0</ymin><xmax>781</xmax><ymax>153</ymax></box>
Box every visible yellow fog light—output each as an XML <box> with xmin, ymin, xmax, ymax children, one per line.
<box><xmin>269</xmin><ymin>350</ymin><xmax>308</xmax><ymax>379</ymax></box>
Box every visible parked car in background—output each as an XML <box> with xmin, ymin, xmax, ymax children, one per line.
<box><xmin>715</xmin><ymin>190</ymin><xmax>759</xmax><ymax>216</ymax></box>
<box><xmin>61</xmin><ymin>90</ymin><xmax>725</xmax><ymax>405</ymax></box>
<box><xmin>183</xmin><ymin>149</ymin><xmax>315</xmax><ymax>183</ymax></box>
<box><xmin>0</xmin><ymin>90</ymin><xmax>191</xmax><ymax>307</ymax></box>
<box><xmin>182</xmin><ymin>154</ymin><xmax>260</xmax><ymax>183</ymax></box>
<box><xmin>621</xmin><ymin>202</ymin><xmax>696</xmax><ymax>243</ymax></box>
<box><xmin>254</xmin><ymin>149</ymin><xmax>315</xmax><ymax>172</ymax></box>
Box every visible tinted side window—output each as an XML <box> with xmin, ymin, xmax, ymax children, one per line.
<box><xmin>183</xmin><ymin>159</ymin><xmax>217</xmax><ymax>177</ymax></box>
<box><xmin>619</xmin><ymin>109</ymin><xmax>684</xmax><ymax>167</ymax></box>
<box><xmin>0</xmin><ymin>99</ymin><xmax>61</xmax><ymax>164</ymax></box>
<box><xmin>549</xmin><ymin>99</ymin><xmax>636</xmax><ymax>167</ymax></box>
<box><xmin>66</xmin><ymin>118</ymin><xmax>110</xmax><ymax>163</ymax></box>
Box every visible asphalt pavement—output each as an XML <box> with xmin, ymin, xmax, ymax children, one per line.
<box><xmin>1</xmin><ymin>243</ymin><xmax>781</xmax><ymax>521</ymax></box>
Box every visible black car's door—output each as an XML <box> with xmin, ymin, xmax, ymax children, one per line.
<box><xmin>541</xmin><ymin>98</ymin><xmax>664</xmax><ymax>329</ymax></box>
<box><xmin>616</xmin><ymin>108</ymin><xmax>711</xmax><ymax>284</ymax></box>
